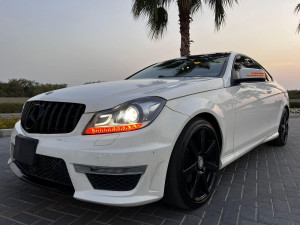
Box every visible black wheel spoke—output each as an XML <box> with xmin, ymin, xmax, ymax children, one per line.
<box><xmin>189</xmin><ymin>141</ymin><xmax>199</xmax><ymax>157</ymax></box>
<box><xmin>284</xmin><ymin>114</ymin><xmax>288</xmax><ymax>128</ymax></box>
<box><xmin>200</xmin><ymin>129</ymin><xmax>206</xmax><ymax>151</ymax></box>
<box><xmin>183</xmin><ymin>163</ymin><xmax>197</xmax><ymax>176</ymax></box>
<box><xmin>206</xmin><ymin>162</ymin><xmax>218</xmax><ymax>172</ymax></box>
<box><xmin>284</xmin><ymin>112</ymin><xmax>288</xmax><ymax>123</ymax></box>
<box><xmin>190</xmin><ymin>172</ymin><xmax>201</xmax><ymax>198</ymax></box>
<box><xmin>204</xmin><ymin>140</ymin><xmax>216</xmax><ymax>158</ymax></box>
<box><xmin>199</xmin><ymin>172</ymin><xmax>209</xmax><ymax>194</ymax></box>
<box><xmin>279</xmin><ymin>110</ymin><xmax>289</xmax><ymax>143</ymax></box>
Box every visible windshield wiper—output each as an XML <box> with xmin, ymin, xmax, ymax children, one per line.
<box><xmin>157</xmin><ymin>75</ymin><xmax>210</xmax><ymax>79</ymax></box>
<box><xmin>158</xmin><ymin>75</ymin><xmax>198</xmax><ymax>78</ymax></box>
<box><xmin>158</xmin><ymin>75</ymin><xmax>174</xmax><ymax>78</ymax></box>
<box><xmin>158</xmin><ymin>75</ymin><xmax>188</xmax><ymax>78</ymax></box>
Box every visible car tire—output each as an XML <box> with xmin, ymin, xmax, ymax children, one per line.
<box><xmin>163</xmin><ymin>117</ymin><xmax>221</xmax><ymax>209</ymax></box>
<box><xmin>269</xmin><ymin>108</ymin><xmax>289</xmax><ymax>146</ymax></box>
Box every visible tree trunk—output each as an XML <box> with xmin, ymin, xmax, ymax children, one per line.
<box><xmin>178</xmin><ymin>1</ymin><xmax>191</xmax><ymax>57</ymax></box>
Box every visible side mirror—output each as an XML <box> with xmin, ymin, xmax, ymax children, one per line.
<box><xmin>234</xmin><ymin>68</ymin><xmax>266</xmax><ymax>83</ymax></box>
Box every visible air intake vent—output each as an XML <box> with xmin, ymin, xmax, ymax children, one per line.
<box><xmin>86</xmin><ymin>174</ymin><xmax>141</xmax><ymax>191</ymax></box>
<box><xmin>15</xmin><ymin>154</ymin><xmax>73</xmax><ymax>187</ymax></box>
<box><xmin>21</xmin><ymin>101</ymin><xmax>85</xmax><ymax>134</ymax></box>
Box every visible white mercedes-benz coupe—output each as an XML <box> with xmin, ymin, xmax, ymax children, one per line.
<box><xmin>9</xmin><ymin>52</ymin><xmax>289</xmax><ymax>209</ymax></box>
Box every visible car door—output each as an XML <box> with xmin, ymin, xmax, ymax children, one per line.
<box><xmin>253</xmin><ymin>61</ymin><xmax>284</xmax><ymax>134</ymax></box>
<box><xmin>231</xmin><ymin>55</ymin><xmax>276</xmax><ymax>151</ymax></box>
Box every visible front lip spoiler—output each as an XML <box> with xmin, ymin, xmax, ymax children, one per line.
<box><xmin>8</xmin><ymin>160</ymin><xmax>74</xmax><ymax>195</ymax></box>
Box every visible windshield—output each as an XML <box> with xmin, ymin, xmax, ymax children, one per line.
<box><xmin>128</xmin><ymin>53</ymin><xmax>229</xmax><ymax>79</ymax></box>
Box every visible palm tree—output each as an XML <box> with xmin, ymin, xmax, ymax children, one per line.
<box><xmin>296</xmin><ymin>3</ymin><xmax>300</xmax><ymax>32</ymax></box>
<box><xmin>132</xmin><ymin>0</ymin><xmax>238</xmax><ymax>57</ymax></box>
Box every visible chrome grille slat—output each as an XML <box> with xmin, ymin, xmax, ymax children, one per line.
<box><xmin>47</xmin><ymin>103</ymin><xmax>59</xmax><ymax>133</ymax></box>
<box><xmin>63</xmin><ymin>104</ymin><xmax>74</xmax><ymax>131</ymax></box>
<box><xmin>55</xmin><ymin>103</ymin><xmax>66</xmax><ymax>133</ymax></box>
<box><xmin>21</xmin><ymin>101</ymin><xmax>85</xmax><ymax>134</ymax></box>
<box><xmin>73</xmin><ymin>104</ymin><xmax>84</xmax><ymax>129</ymax></box>
<box><xmin>40</xmin><ymin>102</ymin><xmax>52</xmax><ymax>133</ymax></box>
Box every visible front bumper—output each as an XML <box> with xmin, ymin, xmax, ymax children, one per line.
<box><xmin>8</xmin><ymin>106</ymin><xmax>189</xmax><ymax>206</ymax></box>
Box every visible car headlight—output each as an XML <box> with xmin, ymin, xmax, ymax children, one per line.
<box><xmin>83</xmin><ymin>97</ymin><xmax>166</xmax><ymax>135</ymax></box>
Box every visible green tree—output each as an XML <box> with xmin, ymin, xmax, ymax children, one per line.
<box><xmin>17</xmin><ymin>79</ymin><xmax>39</xmax><ymax>97</ymax></box>
<box><xmin>132</xmin><ymin>0</ymin><xmax>238</xmax><ymax>57</ymax></box>
<box><xmin>296</xmin><ymin>3</ymin><xmax>300</xmax><ymax>32</ymax></box>
<box><xmin>0</xmin><ymin>79</ymin><xmax>67</xmax><ymax>97</ymax></box>
<box><xmin>5</xmin><ymin>79</ymin><xmax>25</xmax><ymax>97</ymax></box>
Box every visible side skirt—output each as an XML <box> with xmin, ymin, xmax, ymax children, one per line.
<box><xmin>220</xmin><ymin>132</ymin><xmax>279</xmax><ymax>169</ymax></box>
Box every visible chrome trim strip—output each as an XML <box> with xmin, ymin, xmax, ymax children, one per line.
<box><xmin>74</xmin><ymin>164</ymin><xmax>147</xmax><ymax>175</ymax></box>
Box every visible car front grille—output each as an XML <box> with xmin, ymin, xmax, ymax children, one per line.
<box><xmin>15</xmin><ymin>154</ymin><xmax>73</xmax><ymax>187</ymax></box>
<box><xmin>21</xmin><ymin>101</ymin><xmax>85</xmax><ymax>134</ymax></box>
<box><xmin>86</xmin><ymin>174</ymin><xmax>141</xmax><ymax>191</ymax></box>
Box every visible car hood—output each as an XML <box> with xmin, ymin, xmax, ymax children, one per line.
<box><xmin>30</xmin><ymin>78</ymin><xmax>224</xmax><ymax>112</ymax></box>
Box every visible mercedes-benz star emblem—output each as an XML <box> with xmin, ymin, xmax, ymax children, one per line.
<box><xmin>24</xmin><ymin>104</ymin><xmax>45</xmax><ymax>131</ymax></box>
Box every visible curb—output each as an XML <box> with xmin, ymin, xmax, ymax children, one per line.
<box><xmin>291</xmin><ymin>115</ymin><xmax>300</xmax><ymax>118</ymax></box>
<box><xmin>0</xmin><ymin>129</ymin><xmax>12</xmax><ymax>138</ymax></box>
<box><xmin>0</xmin><ymin>113</ymin><xmax>22</xmax><ymax>119</ymax></box>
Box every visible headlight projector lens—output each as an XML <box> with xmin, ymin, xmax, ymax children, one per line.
<box><xmin>125</xmin><ymin>106</ymin><xmax>139</xmax><ymax>123</ymax></box>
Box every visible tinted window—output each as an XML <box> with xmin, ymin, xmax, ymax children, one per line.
<box><xmin>128</xmin><ymin>53</ymin><xmax>229</xmax><ymax>79</ymax></box>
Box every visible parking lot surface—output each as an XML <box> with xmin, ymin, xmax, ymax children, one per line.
<box><xmin>0</xmin><ymin>118</ymin><xmax>300</xmax><ymax>225</ymax></box>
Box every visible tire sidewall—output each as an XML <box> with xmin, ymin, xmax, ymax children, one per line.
<box><xmin>279</xmin><ymin>108</ymin><xmax>289</xmax><ymax>144</ymax></box>
<box><xmin>166</xmin><ymin>118</ymin><xmax>220</xmax><ymax>209</ymax></box>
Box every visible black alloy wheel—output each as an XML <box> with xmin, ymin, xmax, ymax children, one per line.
<box><xmin>280</xmin><ymin>109</ymin><xmax>289</xmax><ymax>143</ymax></box>
<box><xmin>164</xmin><ymin>118</ymin><xmax>220</xmax><ymax>209</ymax></box>
<box><xmin>270</xmin><ymin>108</ymin><xmax>289</xmax><ymax>146</ymax></box>
<box><xmin>183</xmin><ymin>126</ymin><xmax>219</xmax><ymax>202</ymax></box>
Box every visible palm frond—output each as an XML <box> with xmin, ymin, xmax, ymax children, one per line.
<box><xmin>178</xmin><ymin>0</ymin><xmax>202</xmax><ymax>14</ymax></box>
<box><xmin>161</xmin><ymin>0</ymin><xmax>173</xmax><ymax>7</ymax></box>
<box><xmin>132</xmin><ymin>0</ymin><xmax>172</xmax><ymax>19</ymax></box>
<box><xmin>131</xmin><ymin>0</ymin><xmax>158</xmax><ymax>19</ymax></box>
<box><xmin>204</xmin><ymin>0</ymin><xmax>238</xmax><ymax>30</ymax></box>
<box><xmin>295</xmin><ymin>3</ymin><xmax>300</xmax><ymax>13</ymax></box>
<box><xmin>132</xmin><ymin>0</ymin><xmax>172</xmax><ymax>39</ymax></box>
<box><xmin>147</xmin><ymin>6</ymin><xmax>169</xmax><ymax>39</ymax></box>
<box><xmin>296</xmin><ymin>3</ymin><xmax>300</xmax><ymax>33</ymax></box>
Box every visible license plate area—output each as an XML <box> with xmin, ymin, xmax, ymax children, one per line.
<box><xmin>13</xmin><ymin>134</ymin><xmax>39</xmax><ymax>166</ymax></box>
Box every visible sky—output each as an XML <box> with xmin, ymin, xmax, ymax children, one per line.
<box><xmin>0</xmin><ymin>0</ymin><xmax>299</xmax><ymax>89</ymax></box>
